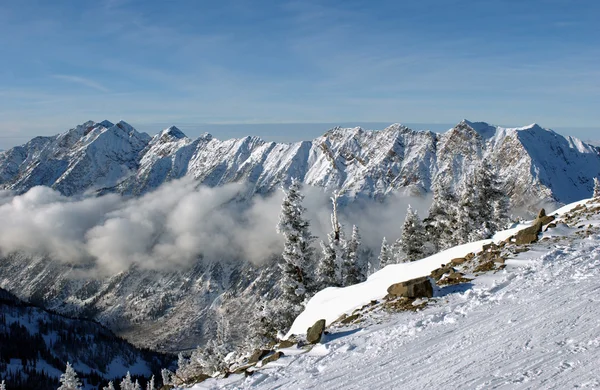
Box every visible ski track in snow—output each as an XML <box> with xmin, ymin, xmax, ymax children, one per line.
<box><xmin>193</xmin><ymin>231</ymin><xmax>600</xmax><ymax>390</ymax></box>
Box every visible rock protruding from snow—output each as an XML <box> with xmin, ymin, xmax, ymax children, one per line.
<box><xmin>387</xmin><ymin>276</ymin><xmax>434</xmax><ymax>298</ymax></box>
<box><xmin>306</xmin><ymin>319</ymin><xmax>326</xmax><ymax>344</ymax></box>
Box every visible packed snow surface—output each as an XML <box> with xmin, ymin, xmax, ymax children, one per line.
<box><xmin>190</xmin><ymin>199</ymin><xmax>600</xmax><ymax>389</ymax></box>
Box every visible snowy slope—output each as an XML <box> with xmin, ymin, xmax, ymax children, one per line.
<box><xmin>1</xmin><ymin>120</ymin><xmax>598</xmax><ymax>207</ymax></box>
<box><xmin>0</xmin><ymin>287</ymin><xmax>172</xmax><ymax>390</ymax></box>
<box><xmin>192</xmin><ymin>198</ymin><xmax>600</xmax><ymax>389</ymax></box>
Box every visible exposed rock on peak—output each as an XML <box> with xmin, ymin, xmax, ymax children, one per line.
<box><xmin>0</xmin><ymin>120</ymin><xmax>599</xmax><ymax>207</ymax></box>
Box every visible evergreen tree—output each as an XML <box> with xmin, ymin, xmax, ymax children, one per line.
<box><xmin>146</xmin><ymin>376</ymin><xmax>155</xmax><ymax>390</ymax></box>
<box><xmin>343</xmin><ymin>225</ymin><xmax>364</xmax><ymax>285</ymax></box>
<box><xmin>316</xmin><ymin>193</ymin><xmax>347</xmax><ymax>288</ymax></box>
<box><xmin>424</xmin><ymin>181</ymin><xmax>459</xmax><ymax>251</ymax></box>
<box><xmin>594</xmin><ymin>177</ymin><xmax>600</xmax><ymax>198</ymax></box>
<box><xmin>400</xmin><ymin>205</ymin><xmax>426</xmax><ymax>261</ymax></box>
<box><xmin>57</xmin><ymin>362</ymin><xmax>82</xmax><ymax>390</ymax></box>
<box><xmin>160</xmin><ymin>369</ymin><xmax>172</xmax><ymax>387</ymax></box>
<box><xmin>0</xmin><ymin>380</ymin><xmax>5</xmax><ymax>390</ymax></box>
<box><xmin>391</xmin><ymin>237</ymin><xmax>404</xmax><ymax>264</ymax></box>
<box><xmin>119</xmin><ymin>372</ymin><xmax>134</xmax><ymax>390</ymax></box>
<box><xmin>453</xmin><ymin>160</ymin><xmax>509</xmax><ymax>244</ymax></box>
<box><xmin>274</xmin><ymin>178</ymin><xmax>315</xmax><ymax>330</ymax></box>
<box><xmin>103</xmin><ymin>382</ymin><xmax>116</xmax><ymax>390</ymax></box>
<box><xmin>453</xmin><ymin>177</ymin><xmax>480</xmax><ymax>244</ymax></box>
<box><xmin>378</xmin><ymin>237</ymin><xmax>393</xmax><ymax>269</ymax></box>
<box><xmin>133</xmin><ymin>380</ymin><xmax>142</xmax><ymax>390</ymax></box>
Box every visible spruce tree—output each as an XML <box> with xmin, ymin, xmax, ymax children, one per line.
<box><xmin>0</xmin><ymin>380</ymin><xmax>5</xmax><ymax>390</ymax></box>
<box><xmin>452</xmin><ymin>160</ymin><xmax>509</xmax><ymax>244</ymax></box>
<box><xmin>119</xmin><ymin>372</ymin><xmax>134</xmax><ymax>390</ymax></box>
<box><xmin>103</xmin><ymin>382</ymin><xmax>116</xmax><ymax>390</ymax></box>
<box><xmin>57</xmin><ymin>362</ymin><xmax>82</xmax><ymax>390</ymax></box>
<box><xmin>146</xmin><ymin>376</ymin><xmax>155</xmax><ymax>390</ymax></box>
<box><xmin>424</xmin><ymin>181</ymin><xmax>459</xmax><ymax>251</ymax></box>
<box><xmin>378</xmin><ymin>237</ymin><xmax>393</xmax><ymax>269</ymax></box>
<box><xmin>400</xmin><ymin>205</ymin><xmax>426</xmax><ymax>261</ymax></box>
<box><xmin>160</xmin><ymin>369</ymin><xmax>172</xmax><ymax>387</ymax></box>
<box><xmin>316</xmin><ymin>192</ymin><xmax>347</xmax><ymax>288</ymax></box>
<box><xmin>594</xmin><ymin>177</ymin><xmax>600</xmax><ymax>198</ymax></box>
<box><xmin>274</xmin><ymin>178</ymin><xmax>315</xmax><ymax>329</ymax></box>
<box><xmin>343</xmin><ymin>225</ymin><xmax>364</xmax><ymax>286</ymax></box>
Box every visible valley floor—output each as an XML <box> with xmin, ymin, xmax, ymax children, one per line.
<box><xmin>192</xmin><ymin>215</ymin><xmax>600</xmax><ymax>389</ymax></box>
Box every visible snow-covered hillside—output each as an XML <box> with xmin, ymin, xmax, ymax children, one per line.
<box><xmin>191</xmin><ymin>198</ymin><xmax>600</xmax><ymax>389</ymax></box>
<box><xmin>0</xmin><ymin>120</ymin><xmax>598</xmax><ymax>207</ymax></box>
<box><xmin>0</xmin><ymin>287</ymin><xmax>172</xmax><ymax>390</ymax></box>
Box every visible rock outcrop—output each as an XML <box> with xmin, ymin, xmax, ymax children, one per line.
<box><xmin>387</xmin><ymin>277</ymin><xmax>434</xmax><ymax>299</ymax></box>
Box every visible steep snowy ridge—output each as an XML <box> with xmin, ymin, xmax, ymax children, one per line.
<box><xmin>1</xmin><ymin>120</ymin><xmax>599</xmax><ymax>206</ymax></box>
<box><xmin>0</xmin><ymin>120</ymin><xmax>151</xmax><ymax>196</ymax></box>
<box><xmin>193</xmin><ymin>198</ymin><xmax>600</xmax><ymax>389</ymax></box>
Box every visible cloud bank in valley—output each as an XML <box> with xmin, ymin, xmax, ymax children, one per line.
<box><xmin>0</xmin><ymin>178</ymin><xmax>432</xmax><ymax>274</ymax></box>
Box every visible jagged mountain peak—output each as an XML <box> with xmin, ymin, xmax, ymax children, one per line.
<box><xmin>99</xmin><ymin>119</ymin><xmax>115</xmax><ymax>128</ymax></box>
<box><xmin>159</xmin><ymin>125</ymin><xmax>188</xmax><ymax>140</ymax></box>
<box><xmin>1</xmin><ymin>119</ymin><xmax>599</xmax><ymax>206</ymax></box>
<box><xmin>460</xmin><ymin>119</ymin><xmax>497</xmax><ymax>139</ymax></box>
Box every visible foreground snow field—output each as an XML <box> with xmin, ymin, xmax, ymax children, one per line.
<box><xmin>190</xmin><ymin>199</ymin><xmax>600</xmax><ymax>389</ymax></box>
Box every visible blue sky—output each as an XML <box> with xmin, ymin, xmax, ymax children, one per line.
<box><xmin>0</xmin><ymin>0</ymin><xmax>598</xmax><ymax>148</ymax></box>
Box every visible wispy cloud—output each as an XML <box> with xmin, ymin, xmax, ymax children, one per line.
<box><xmin>53</xmin><ymin>75</ymin><xmax>110</xmax><ymax>93</ymax></box>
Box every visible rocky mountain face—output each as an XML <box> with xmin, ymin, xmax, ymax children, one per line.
<box><xmin>1</xmin><ymin>119</ymin><xmax>599</xmax><ymax>206</ymax></box>
<box><xmin>0</xmin><ymin>250</ymin><xmax>277</xmax><ymax>354</ymax></box>
<box><xmin>0</xmin><ymin>119</ymin><xmax>599</xmax><ymax>355</ymax></box>
<box><xmin>0</xmin><ymin>287</ymin><xmax>172</xmax><ymax>390</ymax></box>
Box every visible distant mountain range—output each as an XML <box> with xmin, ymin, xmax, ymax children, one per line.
<box><xmin>1</xmin><ymin>119</ymin><xmax>599</xmax><ymax>208</ymax></box>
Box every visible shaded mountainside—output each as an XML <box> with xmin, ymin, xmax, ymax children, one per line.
<box><xmin>0</xmin><ymin>252</ymin><xmax>280</xmax><ymax>354</ymax></box>
<box><xmin>0</xmin><ymin>287</ymin><xmax>173</xmax><ymax>390</ymax></box>
<box><xmin>0</xmin><ymin>119</ymin><xmax>598</xmax><ymax>206</ymax></box>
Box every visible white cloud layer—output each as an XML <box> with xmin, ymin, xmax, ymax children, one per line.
<box><xmin>0</xmin><ymin>178</ymin><xmax>431</xmax><ymax>275</ymax></box>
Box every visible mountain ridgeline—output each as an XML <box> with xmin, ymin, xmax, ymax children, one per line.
<box><xmin>0</xmin><ymin>119</ymin><xmax>598</xmax><ymax>207</ymax></box>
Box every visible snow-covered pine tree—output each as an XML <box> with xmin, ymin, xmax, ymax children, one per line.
<box><xmin>316</xmin><ymin>192</ymin><xmax>347</xmax><ymax>288</ymax></box>
<box><xmin>378</xmin><ymin>237</ymin><xmax>393</xmax><ymax>269</ymax></box>
<box><xmin>453</xmin><ymin>176</ymin><xmax>480</xmax><ymax>244</ymax></box>
<box><xmin>0</xmin><ymin>380</ymin><xmax>5</xmax><ymax>390</ymax></box>
<box><xmin>274</xmin><ymin>178</ymin><xmax>316</xmax><ymax>330</ymax></box>
<box><xmin>594</xmin><ymin>177</ymin><xmax>600</xmax><ymax>198</ymax></box>
<box><xmin>316</xmin><ymin>238</ymin><xmax>337</xmax><ymax>288</ymax></box>
<box><xmin>452</xmin><ymin>160</ymin><xmax>509</xmax><ymax>244</ymax></box>
<box><xmin>160</xmin><ymin>369</ymin><xmax>172</xmax><ymax>387</ymax></box>
<box><xmin>473</xmin><ymin>159</ymin><xmax>507</xmax><ymax>234</ymax></box>
<box><xmin>57</xmin><ymin>362</ymin><xmax>82</xmax><ymax>390</ymax></box>
<box><xmin>119</xmin><ymin>372</ymin><xmax>134</xmax><ymax>390</ymax></box>
<box><xmin>133</xmin><ymin>380</ymin><xmax>142</xmax><ymax>390</ymax></box>
<box><xmin>400</xmin><ymin>205</ymin><xmax>426</xmax><ymax>262</ymax></box>
<box><xmin>391</xmin><ymin>237</ymin><xmax>404</xmax><ymax>264</ymax></box>
<box><xmin>103</xmin><ymin>382</ymin><xmax>116</xmax><ymax>390</ymax></box>
<box><xmin>146</xmin><ymin>376</ymin><xmax>155</xmax><ymax>390</ymax></box>
<box><xmin>424</xmin><ymin>181</ymin><xmax>459</xmax><ymax>251</ymax></box>
<box><xmin>343</xmin><ymin>225</ymin><xmax>364</xmax><ymax>286</ymax></box>
<box><xmin>187</xmin><ymin>340</ymin><xmax>227</xmax><ymax>377</ymax></box>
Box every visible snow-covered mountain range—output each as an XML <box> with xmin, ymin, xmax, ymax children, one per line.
<box><xmin>1</xmin><ymin>119</ymin><xmax>599</xmax><ymax>207</ymax></box>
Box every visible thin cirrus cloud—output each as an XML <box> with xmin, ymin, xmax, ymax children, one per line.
<box><xmin>52</xmin><ymin>75</ymin><xmax>110</xmax><ymax>93</ymax></box>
